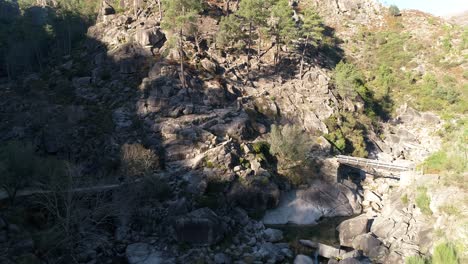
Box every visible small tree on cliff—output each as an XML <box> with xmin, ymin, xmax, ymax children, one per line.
<box><xmin>298</xmin><ymin>7</ymin><xmax>324</xmax><ymax>78</ymax></box>
<box><xmin>389</xmin><ymin>5</ymin><xmax>401</xmax><ymax>16</ymax></box>
<box><xmin>161</xmin><ymin>0</ymin><xmax>202</xmax><ymax>89</ymax></box>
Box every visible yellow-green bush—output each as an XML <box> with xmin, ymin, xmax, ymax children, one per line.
<box><xmin>415</xmin><ymin>187</ymin><xmax>432</xmax><ymax>216</ymax></box>
<box><xmin>433</xmin><ymin>243</ymin><xmax>459</xmax><ymax>264</ymax></box>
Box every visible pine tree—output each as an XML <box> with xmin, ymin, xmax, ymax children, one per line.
<box><xmin>161</xmin><ymin>0</ymin><xmax>202</xmax><ymax>89</ymax></box>
<box><xmin>217</xmin><ymin>14</ymin><xmax>246</xmax><ymax>49</ymax></box>
<box><xmin>298</xmin><ymin>6</ymin><xmax>324</xmax><ymax>78</ymax></box>
<box><xmin>237</xmin><ymin>0</ymin><xmax>273</xmax><ymax>72</ymax></box>
<box><xmin>268</xmin><ymin>0</ymin><xmax>296</xmax><ymax>66</ymax></box>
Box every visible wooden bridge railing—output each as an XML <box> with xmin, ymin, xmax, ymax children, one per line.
<box><xmin>336</xmin><ymin>155</ymin><xmax>415</xmax><ymax>172</ymax></box>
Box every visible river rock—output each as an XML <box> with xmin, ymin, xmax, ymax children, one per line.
<box><xmin>263</xmin><ymin>228</ymin><xmax>283</xmax><ymax>242</ymax></box>
<box><xmin>351</xmin><ymin>233</ymin><xmax>382</xmax><ymax>256</ymax></box>
<box><xmin>126</xmin><ymin>243</ymin><xmax>164</xmax><ymax>264</ymax></box>
<box><xmin>299</xmin><ymin>240</ymin><xmax>344</xmax><ymax>259</ymax></box>
<box><xmin>174</xmin><ymin>208</ymin><xmax>226</xmax><ymax>245</ymax></box>
<box><xmin>255</xmin><ymin>242</ymin><xmax>285</xmax><ymax>262</ymax></box>
<box><xmin>294</xmin><ymin>254</ymin><xmax>313</xmax><ymax>264</ymax></box>
<box><xmin>337</xmin><ymin>215</ymin><xmax>370</xmax><ymax>247</ymax></box>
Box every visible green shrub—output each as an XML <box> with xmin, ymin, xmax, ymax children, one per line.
<box><xmin>415</xmin><ymin>187</ymin><xmax>432</xmax><ymax>215</ymax></box>
<box><xmin>334</xmin><ymin>61</ymin><xmax>364</xmax><ymax>98</ymax></box>
<box><xmin>423</xmin><ymin>151</ymin><xmax>449</xmax><ymax>174</ymax></box>
<box><xmin>389</xmin><ymin>5</ymin><xmax>401</xmax><ymax>16</ymax></box>
<box><xmin>405</xmin><ymin>255</ymin><xmax>426</xmax><ymax>264</ymax></box>
<box><xmin>324</xmin><ymin>113</ymin><xmax>369</xmax><ymax>157</ymax></box>
<box><xmin>252</xmin><ymin>141</ymin><xmax>272</xmax><ymax>162</ymax></box>
<box><xmin>269</xmin><ymin>125</ymin><xmax>311</xmax><ymax>167</ymax></box>
<box><xmin>269</xmin><ymin>124</ymin><xmax>312</xmax><ymax>184</ymax></box>
<box><xmin>433</xmin><ymin>243</ymin><xmax>459</xmax><ymax>264</ymax></box>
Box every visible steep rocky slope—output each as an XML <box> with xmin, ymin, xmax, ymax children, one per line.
<box><xmin>0</xmin><ymin>0</ymin><xmax>466</xmax><ymax>264</ymax></box>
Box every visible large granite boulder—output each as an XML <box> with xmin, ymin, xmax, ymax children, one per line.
<box><xmin>337</xmin><ymin>215</ymin><xmax>370</xmax><ymax>247</ymax></box>
<box><xmin>174</xmin><ymin>208</ymin><xmax>226</xmax><ymax>245</ymax></box>
<box><xmin>135</xmin><ymin>28</ymin><xmax>165</xmax><ymax>47</ymax></box>
<box><xmin>294</xmin><ymin>254</ymin><xmax>313</xmax><ymax>264</ymax></box>
<box><xmin>126</xmin><ymin>243</ymin><xmax>164</xmax><ymax>264</ymax></box>
<box><xmin>263</xmin><ymin>182</ymin><xmax>358</xmax><ymax>225</ymax></box>
<box><xmin>351</xmin><ymin>233</ymin><xmax>382</xmax><ymax>256</ymax></box>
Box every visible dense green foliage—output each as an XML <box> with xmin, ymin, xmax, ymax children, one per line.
<box><xmin>217</xmin><ymin>14</ymin><xmax>246</xmax><ymax>48</ymax></box>
<box><xmin>405</xmin><ymin>242</ymin><xmax>460</xmax><ymax>264</ymax></box>
<box><xmin>405</xmin><ymin>256</ymin><xmax>427</xmax><ymax>264</ymax></box>
<box><xmin>433</xmin><ymin>243</ymin><xmax>459</xmax><ymax>264</ymax></box>
<box><xmin>323</xmin><ymin>61</ymin><xmax>397</xmax><ymax>157</ymax></box>
<box><xmin>423</xmin><ymin>119</ymin><xmax>467</xmax><ymax>187</ymax></box>
<box><xmin>324</xmin><ymin>112</ymin><xmax>369</xmax><ymax>157</ymax></box>
<box><xmin>269</xmin><ymin>0</ymin><xmax>296</xmax><ymax>64</ymax></box>
<box><xmin>217</xmin><ymin>0</ymin><xmax>325</xmax><ymax>72</ymax></box>
<box><xmin>415</xmin><ymin>186</ymin><xmax>432</xmax><ymax>215</ymax></box>
<box><xmin>269</xmin><ymin>124</ymin><xmax>312</xmax><ymax>184</ymax></box>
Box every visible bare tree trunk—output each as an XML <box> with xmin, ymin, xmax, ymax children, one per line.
<box><xmin>133</xmin><ymin>0</ymin><xmax>138</xmax><ymax>17</ymax></box>
<box><xmin>195</xmin><ymin>33</ymin><xmax>202</xmax><ymax>56</ymax></box>
<box><xmin>257</xmin><ymin>30</ymin><xmax>261</xmax><ymax>62</ymax></box>
<box><xmin>247</xmin><ymin>21</ymin><xmax>252</xmax><ymax>76</ymax></box>
<box><xmin>179</xmin><ymin>28</ymin><xmax>186</xmax><ymax>89</ymax></box>
<box><xmin>299</xmin><ymin>36</ymin><xmax>309</xmax><ymax>79</ymax></box>
<box><xmin>157</xmin><ymin>0</ymin><xmax>162</xmax><ymax>21</ymax></box>
<box><xmin>34</xmin><ymin>45</ymin><xmax>43</xmax><ymax>72</ymax></box>
<box><xmin>275</xmin><ymin>35</ymin><xmax>280</xmax><ymax>67</ymax></box>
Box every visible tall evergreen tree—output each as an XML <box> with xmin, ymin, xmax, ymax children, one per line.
<box><xmin>217</xmin><ymin>14</ymin><xmax>246</xmax><ymax>49</ymax></box>
<box><xmin>237</xmin><ymin>0</ymin><xmax>273</xmax><ymax>72</ymax></box>
<box><xmin>298</xmin><ymin>6</ymin><xmax>324</xmax><ymax>78</ymax></box>
<box><xmin>161</xmin><ymin>0</ymin><xmax>202</xmax><ymax>89</ymax></box>
<box><xmin>268</xmin><ymin>0</ymin><xmax>296</xmax><ymax>66</ymax></box>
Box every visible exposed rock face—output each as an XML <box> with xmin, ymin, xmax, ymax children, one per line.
<box><xmin>174</xmin><ymin>208</ymin><xmax>226</xmax><ymax>245</ymax></box>
<box><xmin>379</xmin><ymin>104</ymin><xmax>442</xmax><ymax>162</ymax></box>
<box><xmin>263</xmin><ymin>182</ymin><xmax>360</xmax><ymax>225</ymax></box>
<box><xmin>135</xmin><ymin>27</ymin><xmax>165</xmax><ymax>47</ymax></box>
<box><xmin>251</xmin><ymin>68</ymin><xmax>337</xmax><ymax>134</ymax></box>
<box><xmin>337</xmin><ymin>215</ymin><xmax>370</xmax><ymax>247</ymax></box>
<box><xmin>310</xmin><ymin>0</ymin><xmax>384</xmax><ymax>28</ymax></box>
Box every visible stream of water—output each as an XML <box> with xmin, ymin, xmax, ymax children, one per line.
<box><xmin>267</xmin><ymin>216</ymin><xmax>353</xmax><ymax>257</ymax></box>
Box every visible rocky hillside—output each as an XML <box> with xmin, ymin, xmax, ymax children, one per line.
<box><xmin>449</xmin><ymin>11</ymin><xmax>468</xmax><ymax>26</ymax></box>
<box><xmin>0</xmin><ymin>0</ymin><xmax>466</xmax><ymax>264</ymax></box>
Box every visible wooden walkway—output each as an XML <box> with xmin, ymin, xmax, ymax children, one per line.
<box><xmin>336</xmin><ymin>155</ymin><xmax>415</xmax><ymax>172</ymax></box>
